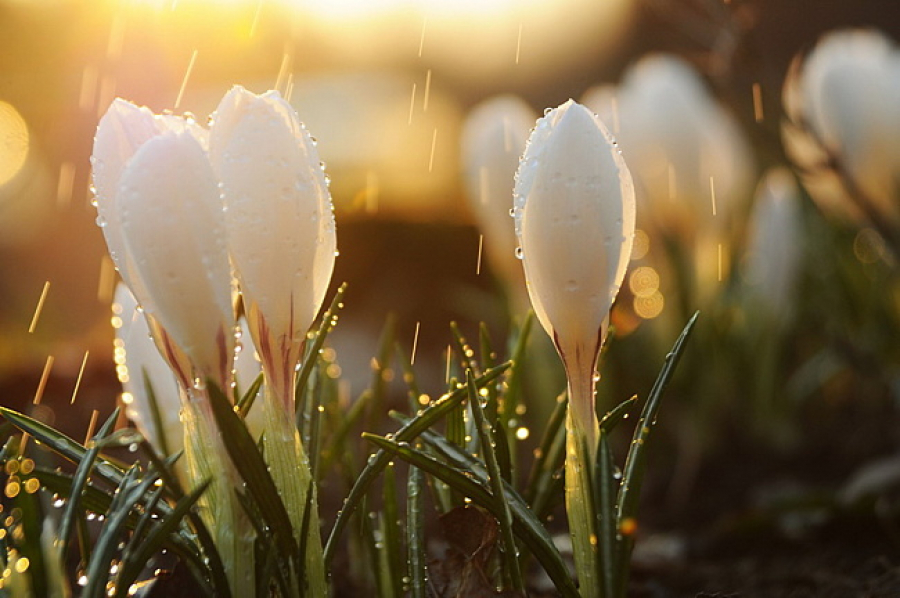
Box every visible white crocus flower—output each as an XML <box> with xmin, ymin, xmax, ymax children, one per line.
<box><xmin>93</xmin><ymin>101</ymin><xmax>234</xmax><ymax>389</ymax></box>
<box><xmin>783</xmin><ymin>29</ymin><xmax>900</xmax><ymax>231</ymax></box>
<box><xmin>461</xmin><ymin>95</ymin><xmax>536</xmax><ymax>314</ymax></box>
<box><xmin>210</xmin><ymin>85</ymin><xmax>336</xmax><ymax>408</ymax></box>
<box><xmin>116</xmin><ymin>130</ymin><xmax>235</xmax><ymax>387</ymax></box>
<box><xmin>515</xmin><ymin>100</ymin><xmax>635</xmax><ymax>598</ymax></box>
<box><xmin>93</xmin><ymin>99</ymin><xmax>250</xmax><ymax>597</ymax></box>
<box><xmin>515</xmin><ymin>99</ymin><xmax>635</xmax><ymax>442</ymax></box>
<box><xmin>744</xmin><ymin>168</ymin><xmax>804</xmax><ymax>324</ymax></box>
<box><xmin>209</xmin><ymin>85</ymin><xmax>333</xmax><ymax>596</ymax></box>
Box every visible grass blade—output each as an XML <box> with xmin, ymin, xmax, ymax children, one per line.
<box><xmin>323</xmin><ymin>362</ymin><xmax>511</xmax><ymax>566</ymax></box>
<box><xmin>58</xmin><ymin>408</ymin><xmax>120</xmax><ymax>562</ymax></box>
<box><xmin>114</xmin><ymin>480</ymin><xmax>210</xmax><ymax>598</ymax></box>
<box><xmin>594</xmin><ymin>432</ymin><xmax>618</xmax><ymax>598</ymax></box>
<box><xmin>295</xmin><ymin>282</ymin><xmax>348</xmax><ymax>414</ymax></box>
<box><xmin>406</xmin><ymin>458</ymin><xmax>427</xmax><ymax>598</ymax></box>
<box><xmin>0</xmin><ymin>407</ymin><xmax>126</xmax><ymax>486</ymax></box>
<box><xmin>467</xmin><ymin>371</ymin><xmax>523</xmax><ymax>592</ymax></box>
<box><xmin>382</xmin><ymin>462</ymin><xmax>404</xmax><ymax>597</ymax></box>
<box><xmin>615</xmin><ymin>311</ymin><xmax>699</xmax><ymax>595</ymax></box>
<box><xmin>365</xmin><ymin>433</ymin><xmax>579</xmax><ymax>598</ymax></box>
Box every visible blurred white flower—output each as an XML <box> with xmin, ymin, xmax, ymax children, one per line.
<box><xmin>584</xmin><ymin>55</ymin><xmax>753</xmax><ymax>239</ymax></box>
<box><xmin>744</xmin><ymin>168</ymin><xmax>804</xmax><ymax>323</ymax></box>
<box><xmin>114</xmin><ymin>283</ymin><xmax>182</xmax><ymax>458</ymax></box>
<box><xmin>93</xmin><ymin>101</ymin><xmax>235</xmax><ymax>389</ymax></box>
<box><xmin>210</xmin><ymin>86</ymin><xmax>337</xmax><ymax>408</ymax></box>
<box><xmin>514</xmin><ymin>99</ymin><xmax>635</xmax><ymax>438</ymax></box>
<box><xmin>783</xmin><ymin>29</ymin><xmax>900</xmax><ymax>229</ymax></box>
<box><xmin>460</xmin><ymin>94</ymin><xmax>536</xmax><ymax>313</ymax></box>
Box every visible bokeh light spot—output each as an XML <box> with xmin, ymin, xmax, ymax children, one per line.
<box><xmin>0</xmin><ymin>101</ymin><xmax>29</xmax><ymax>186</ymax></box>
<box><xmin>631</xmin><ymin>229</ymin><xmax>649</xmax><ymax>260</ymax></box>
<box><xmin>633</xmin><ymin>290</ymin><xmax>664</xmax><ymax>319</ymax></box>
<box><xmin>629</xmin><ymin>266</ymin><xmax>660</xmax><ymax>298</ymax></box>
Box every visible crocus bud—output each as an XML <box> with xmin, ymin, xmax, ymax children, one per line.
<box><xmin>209</xmin><ymin>86</ymin><xmax>337</xmax><ymax>407</ymax></box>
<box><xmin>516</xmin><ymin>100</ymin><xmax>635</xmax><ymax>597</ymax></box>
<box><xmin>93</xmin><ymin>101</ymin><xmax>235</xmax><ymax>389</ymax></box>
<box><xmin>113</xmin><ymin>283</ymin><xmax>182</xmax><ymax>458</ymax></box>
<box><xmin>460</xmin><ymin>95</ymin><xmax>536</xmax><ymax>313</ymax></box>
<box><xmin>209</xmin><ymin>86</ymin><xmax>332</xmax><ymax>595</ymax></box>
<box><xmin>783</xmin><ymin>29</ymin><xmax>900</xmax><ymax>229</ymax></box>
<box><xmin>514</xmin><ymin>99</ymin><xmax>635</xmax><ymax>439</ymax></box>
<box><xmin>744</xmin><ymin>168</ymin><xmax>804</xmax><ymax>324</ymax></box>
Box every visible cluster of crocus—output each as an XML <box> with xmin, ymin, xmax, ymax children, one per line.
<box><xmin>782</xmin><ymin>28</ymin><xmax>900</xmax><ymax>254</ymax></box>
<box><xmin>93</xmin><ymin>85</ymin><xmax>335</xmax><ymax>596</ymax></box>
<box><xmin>514</xmin><ymin>99</ymin><xmax>635</xmax><ymax>597</ymax></box>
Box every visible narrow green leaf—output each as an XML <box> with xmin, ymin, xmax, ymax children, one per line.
<box><xmin>58</xmin><ymin>408</ymin><xmax>120</xmax><ymax>562</ymax></box>
<box><xmin>323</xmin><ymin>362</ymin><xmax>511</xmax><ymax>566</ymax></box>
<box><xmin>382</xmin><ymin>463</ymin><xmax>404</xmax><ymax>597</ymax></box>
<box><xmin>114</xmin><ymin>480</ymin><xmax>210</xmax><ymax>598</ymax></box>
<box><xmin>83</xmin><ymin>468</ymin><xmax>156</xmax><ymax>598</ymax></box>
<box><xmin>599</xmin><ymin>394</ymin><xmax>640</xmax><ymax>433</ymax></box>
<box><xmin>615</xmin><ymin>311</ymin><xmax>699</xmax><ymax>595</ymax></box>
<box><xmin>319</xmin><ymin>388</ymin><xmax>370</xmax><ymax>477</ymax></box>
<box><xmin>206</xmin><ymin>382</ymin><xmax>298</xmax><ymax>560</ymax></box>
<box><xmin>295</xmin><ymin>282</ymin><xmax>348</xmax><ymax>414</ymax></box>
<box><xmin>479</xmin><ymin>322</ymin><xmax>497</xmax><ymax>409</ymax></box>
<box><xmin>362</xmin><ymin>313</ymin><xmax>397</xmax><ymax>431</ymax></box>
<box><xmin>0</xmin><ymin>407</ymin><xmax>126</xmax><ymax>486</ymax></box>
<box><xmin>364</xmin><ymin>433</ymin><xmax>579</xmax><ymax>598</ymax></box>
<box><xmin>406</xmin><ymin>458</ymin><xmax>427</xmax><ymax>598</ymax></box>
<box><xmin>594</xmin><ymin>432</ymin><xmax>618</xmax><ymax>598</ymax></box>
<box><xmin>13</xmin><ymin>481</ymin><xmax>48</xmax><ymax>598</ymax></box>
<box><xmin>236</xmin><ymin>372</ymin><xmax>265</xmax><ymax>419</ymax></box>
<box><xmin>450</xmin><ymin>322</ymin><xmax>479</xmax><ymax>376</ymax></box>
<box><xmin>235</xmin><ymin>490</ymin><xmax>292</xmax><ymax>598</ymax></box>
<box><xmin>467</xmin><ymin>371</ymin><xmax>523</xmax><ymax>592</ymax></box>
<box><xmin>500</xmin><ymin>312</ymin><xmax>534</xmax><ymax>431</ymax></box>
<box><xmin>296</xmin><ymin>478</ymin><xmax>315</xmax><ymax>594</ymax></box>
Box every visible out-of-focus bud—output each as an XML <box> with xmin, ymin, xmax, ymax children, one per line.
<box><xmin>113</xmin><ymin>283</ymin><xmax>182</xmax><ymax>458</ymax></box>
<box><xmin>584</xmin><ymin>55</ymin><xmax>753</xmax><ymax>240</ymax></box>
<box><xmin>210</xmin><ymin>86</ymin><xmax>337</xmax><ymax>408</ymax></box>
<box><xmin>744</xmin><ymin>168</ymin><xmax>804</xmax><ymax>324</ymax></box>
<box><xmin>92</xmin><ymin>101</ymin><xmax>235</xmax><ymax>388</ymax></box>
<box><xmin>460</xmin><ymin>94</ymin><xmax>536</xmax><ymax>313</ymax></box>
<box><xmin>782</xmin><ymin>29</ymin><xmax>900</xmax><ymax>231</ymax></box>
<box><xmin>583</xmin><ymin>55</ymin><xmax>754</xmax><ymax>310</ymax></box>
<box><xmin>513</xmin><ymin>99</ymin><xmax>635</xmax><ymax>439</ymax></box>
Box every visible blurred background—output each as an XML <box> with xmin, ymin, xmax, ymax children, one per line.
<box><xmin>0</xmin><ymin>0</ymin><xmax>899</xmax><ymax>460</ymax></box>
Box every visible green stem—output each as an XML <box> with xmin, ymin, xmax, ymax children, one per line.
<box><xmin>182</xmin><ymin>393</ymin><xmax>255</xmax><ymax>598</ymax></box>
<box><xmin>565</xmin><ymin>385</ymin><xmax>601</xmax><ymax>598</ymax></box>
<box><xmin>262</xmin><ymin>385</ymin><xmax>327</xmax><ymax>597</ymax></box>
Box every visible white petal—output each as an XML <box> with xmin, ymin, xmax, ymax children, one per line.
<box><xmin>210</xmin><ymin>87</ymin><xmax>336</xmax><ymax>373</ymax></box>
<box><xmin>117</xmin><ymin>131</ymin><xmax>234</xmax><ymax>385</ymax></box>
